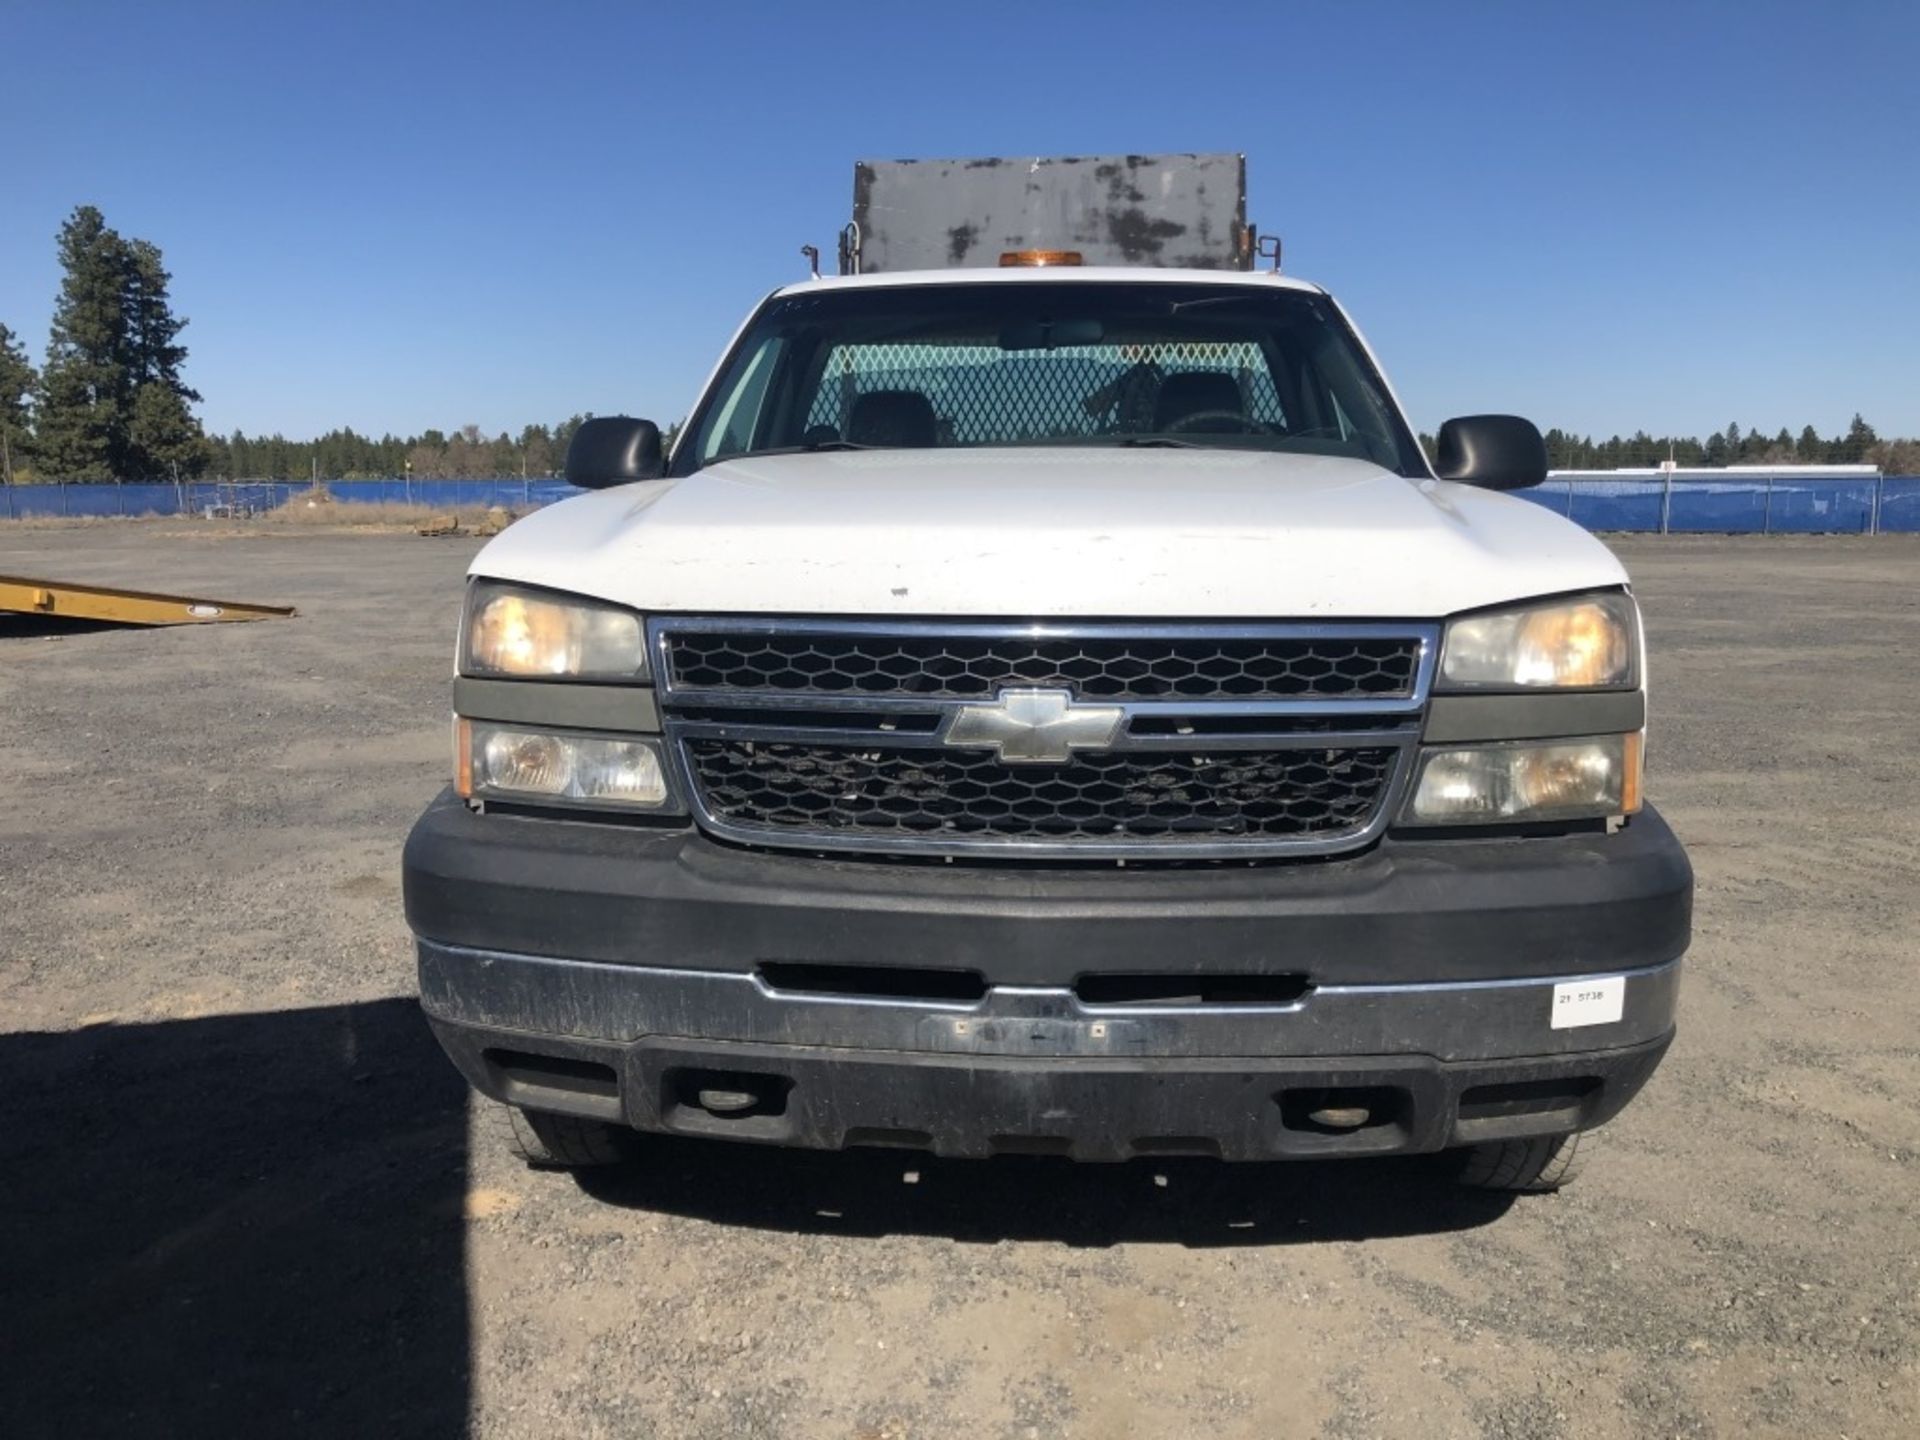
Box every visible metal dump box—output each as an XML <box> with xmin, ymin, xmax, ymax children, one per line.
<box><xmin>843</xmin><ymin>153</ymin><xmax>1251</xmax><ymax>274</ymax></box>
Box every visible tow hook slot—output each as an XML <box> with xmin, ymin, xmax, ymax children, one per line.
<box><xmin>1279</xmin><ymin>1086</ymin><xmax>1409</xmax><ymax>1149</ymax></box>
<box><xmin>662</xmin><ymin>1067</ymin><xmax>796</xmax><ymax>1140</ymax></box>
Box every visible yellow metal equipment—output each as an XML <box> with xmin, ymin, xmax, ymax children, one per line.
<box><xmin>0</xmin><ymin>574</ymin><xmax>297</xmax><ymax>627</ymax></box>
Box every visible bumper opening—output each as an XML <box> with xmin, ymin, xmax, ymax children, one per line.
<box><xmin>1075</xmin><ymin>972</ymin><xmax>1312</xmax><ymax>1007</ymax></box>
<box><xmin>484</xmin><ymin>1048</ymin><xmax>622</xmax><ymax>1120</ymax></box>
<box><xmin>486</xmin><ymin>1048</ymin><xmax>618</xmax><ymax>1098</ymax></box>
<box><xmin>1455</xmin><ymin>1076</ymin><xmax>1605</xmax><ymax>1139</ymax></box>
<box><xmin>757</xmin><ymin>961</ymin><xmax>987</xmax><ymax>1003</ymax></box>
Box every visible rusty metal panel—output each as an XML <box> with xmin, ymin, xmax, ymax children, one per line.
<box><xmin>849</xmin><ymin>154</ymin><xmax>1249</xmax><ymax>273</ymax></box>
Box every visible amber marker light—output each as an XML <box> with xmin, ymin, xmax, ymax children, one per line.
<box><xmin>999</xmin><ymin>249</ymin><xmax>1083</xmax><ymax>267</ymax></box>
<box><xmin>454</xmin><ymin>716</ymin><xmax>473</xmax><ymax>798</ymax></box>
<box><xmin>1622</xmin><ymin>731</ymin><xmax>1644</xmax><ymax>815</ymax></box>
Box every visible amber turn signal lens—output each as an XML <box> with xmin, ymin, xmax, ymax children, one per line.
<box><xmin>454</xmin><ymin>716</ymin><xmax>473</xmax><ymax>798</ymax></box>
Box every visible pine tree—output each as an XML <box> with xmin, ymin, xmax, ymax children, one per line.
<box><xmin>122</xmin><ymin>239</ymin><xmax>198</xmax><ymax>403</ymax></box>
<box><xmin>127</xmin><ymin>382</ymin><xmax>209</xmax><ymax>479</ymax></box>
<box><xmin>518</xmin><ymin>423</ymin><xmax>554</xmax><ymax>476</ymax></box>
<box><xmin>119</xmin><ymin>235</ymin><xmax>205</xmax><ymax>476</ymax></box>
<box><xmin>36</xmin><ymin>207</ymin><xmax>129</xmax><ymax>479</ymax></box>
<box><xmin>0</xmin><ymin>321</ymin><xmax>36</xmax><ymax>481</ymax></box>
<box><xmin>1844</xmin><ymin>414</ymin><xmax>1878</xmax><ymax>461</ymax></box>
<box><xmin>34</xmin><ymin>206</ymin><xmax>208</xmax><ymax>479</ymax></box>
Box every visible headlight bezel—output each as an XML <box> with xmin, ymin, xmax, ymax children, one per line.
<box><xmin>460</xmin><ymin>578</ymin><xmax>650</xmax><ymax>684</ymax></box>
<box><xmin>1435</xmin><ymin>590</ymin><xmax>1641</xmax><ymax>694</ymax></box>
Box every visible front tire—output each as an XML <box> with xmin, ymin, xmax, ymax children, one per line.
<box><xmin>503</xmin><ymin>1104</ymin><xmax>633</xmax><ymax>1168</ymax></box>
<box><xmin>1456</xmin><ymin>1131</ymin><xmax>1589</xmax><ymax>1192</ymax></box>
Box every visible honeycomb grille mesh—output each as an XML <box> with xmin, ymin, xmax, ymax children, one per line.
<box><xmin>684</xmin><ymin>741</ymin><xmax>1398</xmax><ymax>845</ymax></box>
<box><xmin>666</xmin><ymin>633</ymin><xmax>1420</xmax><ymax>701</ymax></box>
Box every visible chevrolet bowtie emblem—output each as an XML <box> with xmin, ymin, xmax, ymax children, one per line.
<box><xmin>946</xmin><ymin>688</ymin><xmax>1124</xmax><ymax>764</ymax></box>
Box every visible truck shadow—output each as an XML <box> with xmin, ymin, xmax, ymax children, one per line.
<box><xmin>577</xmin><ymin>1135</ymin><xmax>1517</xmax><ymax>1247</ymax></box>
<box><xmin>0</xmin><ymin>1000</ymin><xmax>1514</xmax><ymax>1437</ymax></box>
<box><xmin>0</xmin><ymin>998</ymin><xmax>470</xmax><ymax>1440</ymax></box>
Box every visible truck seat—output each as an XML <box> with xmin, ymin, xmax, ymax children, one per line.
<box><xmin>848</xmin><ymin>390</ymin><xmax>938</xmax><ymax>448</ymax></box>
<box><xmin>1153</xmin><ymin>371</ymin><xmax>1245</xmax><ymax>432</ymax></box>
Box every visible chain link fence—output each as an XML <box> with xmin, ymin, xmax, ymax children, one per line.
<box><xmin>4</xmin><ymin>471</ymin><xmax>1919</xmax><ymax>533</ymax></box>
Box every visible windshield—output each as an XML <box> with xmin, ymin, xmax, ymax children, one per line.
<box><xmin>673</xmin><ymin>281</ymin><xmax>1428</xmax><ymax>478</ymax></box>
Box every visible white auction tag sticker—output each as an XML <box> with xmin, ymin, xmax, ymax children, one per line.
<box><xmin>1551</xmin><ymin>975</ymin><xmax>1626</xmax><ymax>1029</ymax></box>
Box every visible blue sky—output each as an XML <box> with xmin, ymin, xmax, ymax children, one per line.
<box><xmin>3</xmin><ymin>1</ymin><xmax>1915</xmax><ymax>441</ymax></box>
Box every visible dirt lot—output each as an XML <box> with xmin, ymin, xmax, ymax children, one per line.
<box><xmin>2</xmin><ymin>522</ymin><xmax>1916</xmax><ymax>1439</ymax></box>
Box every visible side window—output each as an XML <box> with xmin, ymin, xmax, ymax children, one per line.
<box><xmin>698</xmin><ymin>336</ymin><xmax>785</xmax><ymax>464</ymax></box>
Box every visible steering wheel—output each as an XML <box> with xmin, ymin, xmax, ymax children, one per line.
<box><xmin>1162</xmin><ymin>410</ymin><xmax>1276</xmax><ymax>436</ymax></box>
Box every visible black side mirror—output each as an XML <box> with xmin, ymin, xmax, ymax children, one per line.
<box><xmin>1434</xmin><ymin>415</ymin><xmax>1547</xmax><ymax>491</ymax></box>
<box><xmin>565</xmin><ymin>416</ymin><xmax>664</xmax><ymax>488</ymax></box>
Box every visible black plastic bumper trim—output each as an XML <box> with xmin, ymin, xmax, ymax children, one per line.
<box><xmin>428</xmin><ymin>1018</ymin><xmax>1673</xmax><ymax>1162</ymax></box>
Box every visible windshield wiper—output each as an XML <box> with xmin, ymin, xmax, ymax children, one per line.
<box><xmin>1114</xmin><ymin>436</ymin><xmax>1214</xmax><ymax>449</ymax></box>
<box><xmin>725</xmin><ymin>440</ymin><xmax>881</xmax><ymax>460</ymax></box>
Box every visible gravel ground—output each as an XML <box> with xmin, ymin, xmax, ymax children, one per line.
<box><xmin>1</xmin><ymin>521</ymin><xmax>1916</xmax><ymax>1439</ymax></box>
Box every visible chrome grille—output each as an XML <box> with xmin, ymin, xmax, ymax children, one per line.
<box><xmin>653</xmin><ymin>619</ymin><xmax>1436</xmax><ymax>860</ymax></box>
<box><xmin>663</xmin><ymin>629</ymin><xmax>1420</xmax><ymax>701</ymax></box>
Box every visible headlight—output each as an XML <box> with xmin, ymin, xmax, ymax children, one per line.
<box><xmin>1401</xmin><ymin>734</ymin><xmax>1641</xmax><ymax>826</ymax></box>
<box><xmin>457</xmin><ymin>720</ymin><xmax>676</xmax><ymax>810</ymax></box>
<box><xmin>463</xmin><ymin>580</ymin><xmax>646</xmax><ymax>681</ymax></box>
<box><xmin>1439</xmin><ymin>593</ymin><xmax>1637</xmax><ymax>690</ymax></box>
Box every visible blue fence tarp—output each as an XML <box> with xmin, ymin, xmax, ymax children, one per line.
<box><xmin>6</xmin><ymin>473</ymin><xmax>1920</xmax><ymax>534</ymax></box>
<box><xmin>0</xmin><ymin>478</ymin><xmax>584</xmax><ymax>520</ymax></box>
<box><xmin>1514</xmin><ymin>474</ymin><xmax>1915</xmax><ymax>533</ymax></box>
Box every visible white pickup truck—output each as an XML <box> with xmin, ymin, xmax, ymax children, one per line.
<box><xmin>404</xmin><ymin>156</ymin><xmax>1690</xmax><ymax>1192</ymax></box>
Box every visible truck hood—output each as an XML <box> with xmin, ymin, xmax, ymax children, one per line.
<box><xmin>473</xmin><ymin>447</ymin><xmax>1625</xmax><ymax>618</ymax></box>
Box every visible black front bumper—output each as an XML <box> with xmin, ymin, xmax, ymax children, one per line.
<box><xmin>403</xmin><ymin>790</ymin><xmax>1692</xmax><ymax>987</ymax></box>
<box><xmin>403</xmin><ymin>792</ymin><xmax>1691</xmax><ymax>1161</ymax></box>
